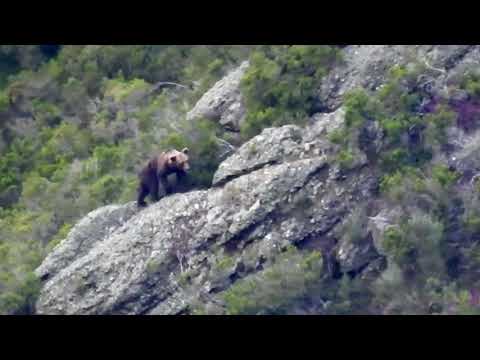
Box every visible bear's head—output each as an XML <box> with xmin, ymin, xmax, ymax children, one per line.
<box><xmin>167</xmin><ymin>148</ymin><xmax>190</xmax><ymax>172</ymax></box>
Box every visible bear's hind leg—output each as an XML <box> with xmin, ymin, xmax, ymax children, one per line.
<box><xmin>150</xmin><ymin>180</ymin><xmax>160</xmax><ymax>202</ymax></box>
<box><xmin>137</xmin><ymin>184</ymin><xmax>149</xmax><ymax>207</ymax></box>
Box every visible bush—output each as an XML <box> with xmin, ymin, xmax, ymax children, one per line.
<box><xmin>340</xmin><ymin>207</ymin><xmax>369</xmax><ymax>244</ymax></box>
<box><xmin>379</xmin><ymin>167</ymin><xmax>426</xmax><ymax>203</ymax></box>
<box><xmin>88</xmin><ymin>175</ymin><xmax>125</xmax><ymax>205</ymax></box>
<box><xmin>344</xmin><ymin>89</ymin><xmax>378</xmax><ymax>128</ymax></box>
<box><xmin>0</xmin><ymin>153</ymin><xmax>21</xmax><ymax>195</ymax></box>
<box><xmin>103</xmin><ymin>77</ymin><xmax>150</xmax><ymax>102</ymax></box>
<box><xmin>0</xmin><ymin>89</ymin><xmax>8</xmax><ymax>111</ymax></box>
<box><xmin>431</xmin><ymin>165</ymin><xmax>460</xmax><ymax>188</ymax></box>
<box><xmin>240</xmin><ymin>46</ymin><xmax>341</xmax><ymax>139</ymax></box>
<box><xmin>328</xmin><ymin>127</ymin><xmax>349</xmax><ymax>145</ymax></box>
<box><xmin>21</xmin><ymin>173</ymin><xmax>50</xmax><ymax>204</ymax></box>
<box><xmin>325</xmin><ymin>275</ymin><xmax>374</xmax><ymax>315</ymax></box>
<box><xmin>333</xmin><ymin>64</ymin><xmax>451</xmax><ymax>176</ymax></box>
<box><xmin>424</xmin><ymin>106</ymin><xmax>456</xmax><ymax>146</ymax></box>
<box><xmin>0</xmin><ymin>271</ymin><xmax>41</xmax><ymax>315</ymax></box>
<box><xmin>31</xmin><ymin>100</ymin><xmax>62</xmax><ymax>127</ymax></box>
<box><xmin>337</xmin><ymin>149</ymin><xmax>356</xmax><ymax>170</ymax></box>
<box><xmin>92</xmin><ymin>145</ymin><xmax>125</xmax><ymax>176</ymax></box>
<box><xmin>37</xmin><ymin>123</ymin><xmax>92</xmax><ymax>167</ymax></box>
<box><xmin>461</xmin><ymin>70</ymin><xmax>480</xmax><ymax>98</ymax></box>
<box><xmin>383</xmin><ymin>227</ymin><xmax>415</xmax><ymax>267</ymax></box>
<box><xmin>382</xmin><ymin>213</ymin><xmax>445</xmax><ymax>277</ymax></box>
<box><xmin>405</xmin><ymin>213</ymin><xmax>445</xmax><ymax>277</ymax></box>
<box><xmin>223</xmin><ymin>247</ymin><xmax>323</xmax><ymax>315</ymax></box>
<box><xmin>380</xmin><ymin>148</ymin><xmax>410</xmax><ymax>173</ymax></box>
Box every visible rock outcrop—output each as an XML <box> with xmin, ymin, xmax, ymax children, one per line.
<box><xmin>187</xmin><ymin>61</ymin><xmax>249</xmax><ymax>132</ymax></box>
<box><xmin>35</xmin><ymin>203</ymin><xmax>140</xmax><ymax>282</ymax></box>
<box><xmin>317</xmin><ymin>45</ymin><xmax>479</xmax><ymax>111</ymax></box>
<box><xmin>35</xmin><ymin>108</ymin><xmax>378</xmax><ymax>315</ymax></box>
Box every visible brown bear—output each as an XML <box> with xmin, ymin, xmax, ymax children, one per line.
<box><xmin>137</xmin><ymin>148</ymin><xmax>190</xmax><ymax>207</ymax></box>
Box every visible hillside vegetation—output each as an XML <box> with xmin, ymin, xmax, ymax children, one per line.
<box><xmin>0</xmin><ymin>45</ymin><xmax>343</xmax><ymax>314</ymax></box>
<box><xmin>2</xmin><ymin>45</ymin><xmax>480</xmax><ymax>315</ymax></box>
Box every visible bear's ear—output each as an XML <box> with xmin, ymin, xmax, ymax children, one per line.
<box><xmin>182</xmin><ymin>147</ymin><xmax>189</xmax><ymax>154</ymax></box>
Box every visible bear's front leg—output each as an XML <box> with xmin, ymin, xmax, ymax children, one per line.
<box><xmin>176</xmin><ymin>170</ymin><xmax>187</xmax><ymax>183</ymax></box>
<box><xmin>159</xmin><ymin>175</ymin><xmax>172</xmax><ymax>195</ymax></box>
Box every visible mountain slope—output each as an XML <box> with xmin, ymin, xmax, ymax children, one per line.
<box><xmin>3</xmin><ymin>45</ymin><xmax>480</xmax><ymax>315</ymax></box>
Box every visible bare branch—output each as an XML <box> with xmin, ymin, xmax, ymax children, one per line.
<box><xmin>149</xmin><ymin>82</ymin><xmax>192</xmax><ymax>94</ymax></box>
<box><xmin>176</xmin><ymin>250</ymin><xmax>185</xmax><ymax>274</ymax></box>
<box><xmin>423</xmin><ymin>59</ymin><xmax>446</xmax><ymax>74</ymax></box>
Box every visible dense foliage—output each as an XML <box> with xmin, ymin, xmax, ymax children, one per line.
<box><xmin>323</xmin><ymin>64</ymin><xmax>480</xmax><ymax>314</ymax></box>
<box><xmin>240</xmin><ymin>45</ymin><xmax>341</xmax><ymax>138</ymax></box>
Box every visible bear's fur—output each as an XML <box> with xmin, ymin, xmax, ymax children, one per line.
<box><xmin>137</xmin><ymin>148</ymin><xmax>190</xmax><ymax>207</ymax></box>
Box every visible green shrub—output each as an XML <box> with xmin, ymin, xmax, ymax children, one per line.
<box><xmin>431</xmin><ymin>165</ymin><xmax>460</xmax><ymax>188</ymax></box>
<box><xmin>88</xmin><ymin>175</ymin><xmax>125</xmax><ymax>205</ymax></box>
<box><xmin>21</xmin><ymin>173</ymin><xmax>50</xmax><ymax>200</ymax></box>
<box><xmin>461</xmin><ymin>70</ymin><xmax>480</xmax><ymax>98</ymax></box>
<box><xmin>341</xmin><ymin>207</ymin><xmax>369</xmax><ymax>244</ymax></box>
<box><xmin>325</xmin><ymin>275</ymin><xmax>374</xmax><ymax>315</ymax></box>
<box><xmin>449</xmin><ymin>289</ymin><xmax>480</xmax><ymax>315</ymax></box>
<box><xmin>223</xmin><ymin>247</ymin><xmax>323</xmax><ymax>315</ymax></box>
<box><xmin>215</xmin><ymin>255</ymin><xmax>235</xmax><ymax>272</ymax></box>
<box><xmin>337</xmin><ymin>149</ymin><xmax>356</xmax><ymax>170</ymax></box>
<box><xmin>0</xmin><ymin>271</ymin><xmax>41</xmax><ymax>315</ymax></box>
<box><xmin>424</xmin><ymin>106</ymin><xmax>456</xmax><ymax>145</ymax></box>
<box><xmin>37</xmin><ymin>123</ymin><xmax>92</xmax><ymax>165</ymax></box>
<box><xmin>383</xmin><ymin>227</ymin><xmax>415</xmax><ymax>267</ymax></box>
<box><xmin>46</xmin><ymin>223</ymin><xmax>73</xmax><ymax>252</ymax></box>
<box><xmin>344</xmin><ymin>89</ymin><xmax>378</xmax><ymax>128</ymax></box>
<box><xmin>377</xmin><ymin>65</ymin><xmax>423</xmax><ymax>114</ymax></box>
<box><xmin>406</xmin><ymin>213</ymin><xmax>445</xmax><ymax>276</ymax></box>
<box><xmin>0</xmin><ymin>89</ymin><xmax>8</xmax><ymax>111</ymax></box>
<box><xmin>464</xmin><ymin>216</ymin><xmax>480</xmax><ymax>235</ymax></box>
<box><xmin>379</xmin><ymin>114</ymin><xmax>412</xmax><ymax>145</ymax></box>
<box><xmin>382</xmin><ymin>213</ymin><xmax>445</xmax><ymax>277</ymax></box>
<box><xmin>161</xmin><ymin>132</ymin><xmax>189</xmax><ymax>151</ymax></box>
<box><xmin>380</xmin><ymin>148</ymin><xmax>410</xmax><ymax>173</ymax></box>
<box><xmin>240</xmin><ymin>46</ymin><xmax>341</xmax><ymax>139</ymax></box>
<box><xmin>103</xmin><ymin>77</ymin><xmax>150</xmax><ymax>102</ymax></box>
<box><xmin>117</xmin><ymin>176</ymin><xmax>140</xmax><ymax>204</ymax></box>
<box><xmin>0</xmin><ymin>154</ymin><xmax>21</xmax><ymax>194</ymax></box>
<box><xmin>328</xmin><ymin>127</ymin><xmax>349</xmax><ymax>145</ymax></box>
<box><xmin>32</xmin><ymin>100</ymin><xmax>62</xmax><ymax>127</ymax></box>
<box><xmin>93</xmin><ymin>145</ymin><xmax>125</xmax><ymax>175</ymax></box>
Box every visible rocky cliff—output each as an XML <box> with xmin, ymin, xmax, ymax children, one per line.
<box><xmin>34</xmin><ymin>45</ymin><xmax>480</xmax><ymax>315</ymax></box>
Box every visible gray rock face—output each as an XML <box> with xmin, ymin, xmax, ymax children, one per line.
<box><xmin>186</xmin><ymin>61</ymin><xmax>249</xmax><ymax>131</ymax></box>
<box><xmin>443</xmin><ymin>128</ymin><xmax>480</xmax><ymax>179</ymax></box>
<box><xmin>336</xmin><ymin>234</ymin><xmax>380</xmax><ymax>274</ymax></box>
<box><xmin>35</xmin><ymin>109</ymin><xmax>379</xmax><ymax>315</ymax></box>
<box><xmin>35</xmin><ymin>203</ymin><xmax>140</xmax><ymax>281</ymax></box>
<box><xmin>367</xmin><ymin>207</ymin><xmax>404</xmax><ymax>257</ymax></box>
<box><xmin>213</xmin><ymin>108</ymin><xmax>348</xmax><ymax>187</ymax></box>
<box><xmin>317</xmin><ymin>45</ymin><xmax>479</xmax><ymax>111</ymax></box>
<box><xmin>212</xmin><ymin>125</ymin><xmax>304</xmax><ymax>186</ymax></box>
